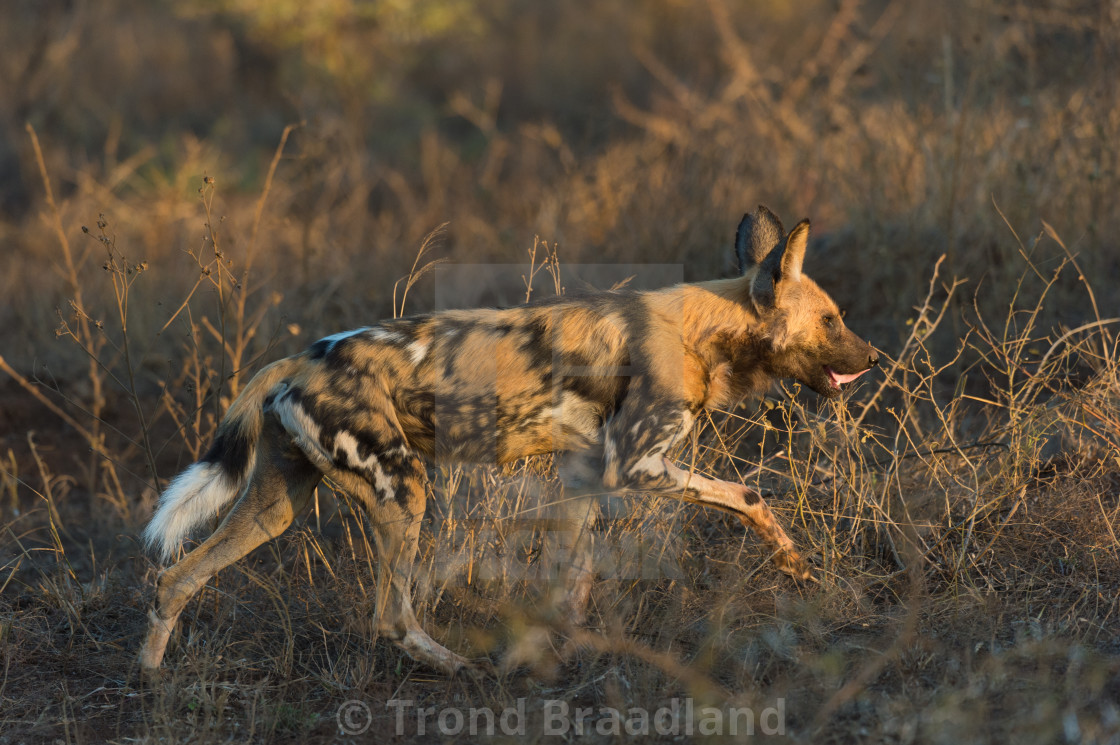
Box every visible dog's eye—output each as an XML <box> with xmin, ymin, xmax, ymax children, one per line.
<box><xmin>823</xmin><ymin>315</ymin><xmax>836</xmax><ymax>327</ymax></box>
<box><xmin>839</xmin><ymin>308</ymin><xmax>847</xmax><ymax>319</ymax></box>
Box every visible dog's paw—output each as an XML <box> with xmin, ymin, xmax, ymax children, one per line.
<box><xmin>775</xmin><ymin>550</ymin><xmax>817</xmax><ymax>583</ymax></box>
<box><xmin>454</xmin><ymin>657</ymin><xmax>498</xmax><ymax>681</ymax></box>
<box><xmin>135</xmin><ymin>661</ymin><xmax>167</xmax><ymax>687</ymax></box>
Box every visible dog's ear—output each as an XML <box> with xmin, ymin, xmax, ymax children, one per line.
<box><xmin>750</xmin><ymin>218</ymin><xmax>810</xmax><ymax>309</ymax></box>
<box><xmin>735</xmin><ymin>205</ymin><xmax>785</xmax><ymax>275</ymax></box>
<box><xmin>779</xmin><ymin>219</ymin><xmax>809</xmax><ymax>283</ymax></box>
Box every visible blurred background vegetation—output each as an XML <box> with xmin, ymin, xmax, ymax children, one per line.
<box><xmin>3</xmin><ymin>0</ymin><xmax>1118</xmax><ymax>372</ymax></box>
<box><xmin>1</xmin><ymin>2</ymin><xmax>1118</xmax><ymax>742</ymax></box>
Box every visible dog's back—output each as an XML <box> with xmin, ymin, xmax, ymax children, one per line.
<box><xmin>291</xmin><ymin>298</ymin><xmax>636</xmax><ymax>465</ymax></box>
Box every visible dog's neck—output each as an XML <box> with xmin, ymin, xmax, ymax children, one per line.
<box><xmin>647</xmin><ymin>278</ymin><xmax>776</xmax><ymax>406</ymax></box>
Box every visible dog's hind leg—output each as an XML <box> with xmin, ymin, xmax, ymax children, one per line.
<box><xmin>556</xmin><ymin>497</ymin><xmax>599</xmax><ymax>624</ymax></box>
<box><xmin>139</xmin><ymin>414</ymin><xmax>321</xmax><ymax>673</ymax></box>
<box><xmin>555</xmin><ymin>449</ymin><xmax>605</xmax><ymax>624</ymax></box>
<box><xmin>331</xmin><ymin>454</ymin><xmax>478</xmax><ymax>675</ymax></box>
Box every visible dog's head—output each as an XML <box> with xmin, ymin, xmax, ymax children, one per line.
<box><xmin>736</xmin><ymin>205</ymin><xmax>878</xmax><ymax>398</ymax></box>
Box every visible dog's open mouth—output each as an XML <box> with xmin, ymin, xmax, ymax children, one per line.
<box><xmin>824</xmin><ymin>365</ymin><xmax>869</xmax><ymax>390</ymax></box>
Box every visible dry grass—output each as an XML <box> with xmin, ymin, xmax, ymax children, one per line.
<box><xmin>1</xmin><ymin>1</ymin><xmax>1118</xmax><ymax>742</ymax></box>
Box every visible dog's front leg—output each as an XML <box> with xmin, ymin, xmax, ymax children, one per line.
<box><xmin>605</xmin><ymin>431</ymin><xmax>813</xmax><ymax>581</ymax></box>
<box><xmin>658</xmin><ymin>458</ymin><xmax>813</xmax><ymax>581</ymax></box>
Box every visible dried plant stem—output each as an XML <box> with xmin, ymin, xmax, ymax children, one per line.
<box><xmin>0</xmin><ymin>355</ymin><xmax>97</xmax><ymax>446</ymax></box>
<box><xmin>25</xmin><ymin>124</ymin><xmax>106</xmax><ymax>490</ymax></box>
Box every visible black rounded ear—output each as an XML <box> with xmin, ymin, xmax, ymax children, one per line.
<box><xmin>735</xmin><ymin>205</ymin><xmax>785</xmax><ymax>275</ymax></box>
<box><xmin>750</xmin><ymin>246</ymin><xmax>779</xmax><ymax>307</ymax></box>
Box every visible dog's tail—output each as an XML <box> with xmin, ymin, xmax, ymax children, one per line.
<box><xmin>143</xmin><ymin>358</ymin><xmax>300</xmax><ymax>563</ymax></box>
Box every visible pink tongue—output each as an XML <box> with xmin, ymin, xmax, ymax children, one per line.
<box><xmin>828</xmin><ymin>367</ymin><xmax>868</xmax><ymax>385</ymax></box>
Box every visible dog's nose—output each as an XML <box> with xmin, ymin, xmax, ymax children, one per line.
<box><xmin>869</xmin><ymin>349</ymin><xmax>879</xmax><ymax>367</ymax></box>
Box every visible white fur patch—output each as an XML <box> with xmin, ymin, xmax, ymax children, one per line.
<box><xmin>143</xmin><ymin>461</ymin><xmax>243</xmax><ymax>563</ymax></box>
<box><xmin>407</xmin><ymin>339</ymin><xmax>430</xmax><ymax>365</ymax></box>
<box><xmin>333</xmin><ymin>430</ymin><xmax>395</xmax><ymax>496</ymax></box>
<box><xmin>627</xmin><ymin>452</ymin><xmax>667</xmax><ymax>479</ymax></box>
<box><xmin>368</xmin><ymin>327</ymin><xmax>407</xmax><ymax>345</ymax></box>
<box><xmin>316</xmin><ymin>326</ymin><xmax>407</xmax><ymax>353</ymax></box>
<box><xmin>317</xmin><ymin>327</ymin><xmax>370</xmax><ymax>353</ymax></box>
<box><xmin>273</xmin><ymin>397</ymin><xmax>331</xmax><ymax>468</ymax></box>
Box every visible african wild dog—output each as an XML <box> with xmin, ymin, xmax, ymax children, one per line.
<box><xmin>139</xmin><ymin>205</ymin><xmax>878</xmax><ymax>676</ymax></box>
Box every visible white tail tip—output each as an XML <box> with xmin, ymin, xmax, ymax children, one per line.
<box><xmin>143</xmin><ymin>462</ymin><xmax>241</xmax><ymax>563</ymax></box>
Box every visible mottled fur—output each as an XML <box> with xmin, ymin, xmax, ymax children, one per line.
<box><xmin>140</xmin><ymin>206</ymin><xmax>879</xmax><ymax>676</ymax></box>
